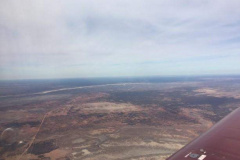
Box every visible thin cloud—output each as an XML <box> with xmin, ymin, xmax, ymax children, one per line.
<box><xmin>0</xmin><ymin>0</ymin><xmax>240</xmax><ymax>79</ymax></box>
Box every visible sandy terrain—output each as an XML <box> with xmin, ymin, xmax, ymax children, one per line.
<box><xmin>1</xmin><ymin>78</ymin><xmax>240</xmax><ymax>160</ymax></box>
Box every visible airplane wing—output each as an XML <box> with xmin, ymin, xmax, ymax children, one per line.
<box><xmin>167</xmin><ymin>107</ymin><xmax>240</xmax><ymax>160</ymax></box>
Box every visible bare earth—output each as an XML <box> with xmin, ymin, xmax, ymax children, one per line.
<box><xmin>1</xmin><ymin>77</ymin><xmax>240</xmax><ymax>160</ymax></box>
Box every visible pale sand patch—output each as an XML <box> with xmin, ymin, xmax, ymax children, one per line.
<box><xmin>195</xmin><ymin>88</ymin><xmax>218</xmax><ymax>95</ymax></box>
<box><xmin>83</xmin><ymin>148</ymin><xmax>172</xmax><ymax>160</ymax></box>
<box><xmin>44</xmin><ymin>149</ymin><xmax>70</xmax><ymax>159</ymax></box>
<box><xmin>130</xmin><ymin>155</ymin><xmax>170</xmax><ymax>160</ymax></box>
<box><xmin>89</xmin><ymin>128</ymin><xmax>116</xmax><ymax>135</ymax></box>
<box><xmin>109</xmin><ymin>133</ymin><xmax>121</xmax><ymax>139</ymax></box>
<box><xmin>82</xmin><ymin>149</ymin><xmax>91</xmax><ymax>155</ymax></box>
<box><xmin>80</xmin><ymin>102</ymin><xmax>141</xmax><ymax>113</ymax></box>
<box><xmin>72</xmin><ymin>138</ymin><xmax>85</xmax><ymax>144</ymax></box>
<box><xmin>194</xmin><ymin>88</ymin><xmax>240</xmax><ymax>98</ymax></box>
<box><xmin>102</xmin><ymin>141</ymin><xmax>184</xmax><ymax>150</ymax></box>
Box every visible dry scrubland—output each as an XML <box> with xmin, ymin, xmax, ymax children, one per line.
<box><xmin>1</xmin><ymin>78</ymin><xmax>240</xmax><ymax>160</ymax></box>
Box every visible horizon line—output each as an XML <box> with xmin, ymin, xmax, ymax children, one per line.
<box><xmin>1</xmin><ymin>73</ymin><xmax>240</xmax><ymax>81</ymax></box>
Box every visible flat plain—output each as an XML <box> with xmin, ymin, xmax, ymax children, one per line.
<box><xmin>1</xmin><ymin>76</ymin><xmax>240</xmax><ymax>160</ymax></box>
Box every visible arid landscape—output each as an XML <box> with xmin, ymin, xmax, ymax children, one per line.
<box><xmin>1</xmin><ymin>76</ymin><xmax>240</xmax><ymax>160</ymax></box>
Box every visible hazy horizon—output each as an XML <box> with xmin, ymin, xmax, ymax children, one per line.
<box><xmin>1</xmin><ymin>74</ymin><xmax>240</xmax><ymax>82</ymax></box>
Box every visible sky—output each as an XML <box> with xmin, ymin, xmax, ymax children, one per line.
<box><xmin>0</xmin><ymin>0</ymin><xmax>240</xmax><ymax>80</ymax></box>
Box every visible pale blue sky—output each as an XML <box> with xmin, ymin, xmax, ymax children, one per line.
<box><xmin>0</xmin><ymin>0</ymin><xmax>240</xmax><ymax>80</ymax></box>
